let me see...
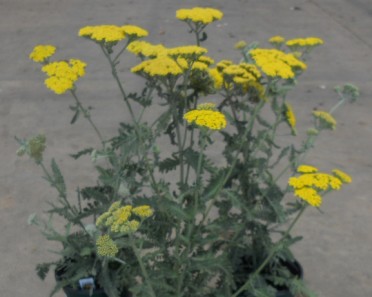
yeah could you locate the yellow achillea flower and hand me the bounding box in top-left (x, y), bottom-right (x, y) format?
top-left (297, 165), bottom-right (318, 173)
top-left (284, 103), bottom-right (297, 135)
top-left (42, 59), bottom-right (87, 94)
top-left (216, 60), bottom-right (233, 71)
top-left (208, 68), bottom-right (223, 89)
top-left (286, 37), bottom-right (324, 47)
top-left (96, 235), bottom-right (118, 257)
top-left (294, 187), bottom-right (322, 207)
top-left (29, 45), bottom-right (56, 63)
top-left (176, 7), bottom-right (223, 24)
top-left (269, 36), bottom-right (285, 44)
top-left (332, 169), bottom-right (352, 184)
top-left (131, 56), bottom-right (184, 76)
top-left (250, 48), bottom-right (306, 79)
top-left (128, 41), bottom-right (168, 57)
top-left (198, 56), bottom-right (215, 66)
top-left (289, 173), bottom-right (342, 191)
top-left (167, 45), bottom-right (208, 57)
top-left (313, 110), bottom-right (336, 130)
top-left (184, 109), bottom-right (227, 130)
top-left (132, 205), bottom-right (154, 218)
top-left (120, 220), bottom-right (140, 233)
top-left (121, 25), bottom-right (148, 38)
top-left (79, 25), bottom-right (125, 43)
top-left (234, 40), bottom-right (247, 49)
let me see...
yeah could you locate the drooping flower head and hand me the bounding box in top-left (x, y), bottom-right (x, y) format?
top-left (176, 7), bottom-right (223, 24)
top-left (29, 45), bottom-right (56, 63)
top-left (313, 110), bottom-right (336, 130)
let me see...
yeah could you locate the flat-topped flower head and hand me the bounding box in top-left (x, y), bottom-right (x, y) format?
top-left (250, 48), bottom-right (306, 79)
top-left (268, 36), bottom-right (285, 44)
top-left (313, 110), bottom-right (336, 130)
top-left (197, 103), bottom-right (217, 111)
top-left (131, 56), bottom-right (184, 77)
top-left (79, 25), bottom-right (125, 43)
top-left (132, 205), bottom-right (154, 219)
top-left (127, 41), bottom-right (168, 57)
top-left (297, 165), bottom-right (318, 173)
top-left (184, 109), bottom-right (226, 130)
top-left (121, 25), bottom-right (148, 38)
top-left (284, 103), bottom-right (297, 135)
top-left (42, 59), bottom-right (87, 94)
top-left (286, 37), bottom-right (324, 48)
top-left (294, 187), bottom-right (322, 207)
top-left (96, 235), bottom-right (118, 257)
top-left (29, 45), bottom-right (56, 63)
top-left (332, 169), bottom-right (352, 184)
top-left (176, 7), bottom-right (223, 24)
top-left (167, 45), bottom-right (207, 58)
top-left (234, 40), bottom-right (247, 50)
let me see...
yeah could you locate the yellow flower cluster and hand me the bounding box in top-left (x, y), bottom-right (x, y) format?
top-left (234, 40), bottom-right (247, 49)
top-left (332, 169), bottom-right (352, 183)
top-left (286, 37), bottom-right (324, 47)
top-left (284, 103), bottom-right (297, 135)
top-left (41, 59), bottom-right (86, 94)
top-left (176, 7), bottom-right (223, 24)
top-left (96, 234), bottom-right (118, 257)
top-left (130, 43), bottom-right (211, 77)
top-left (289, 166), bottom-right (351, 207)
top-left (96, 202), bottom-right (153, 234)
top-left (268, 36), bottom-right (285, 44)
top-left (250, 48), bottom-right (307, 79)
top-left (209, 61), bottom-right (261, 88)
top-left (297, 165), bottom-right (318, 173)
top-left (197, 102), bottom-right (217, 110)
top-left (184, 109), bottom-right (227, 130)
top-left (313, 110), bottom-right (336, 130)
top-left (79, 24), bottom-right (148, 43)
top-left (29, 45), bottom-right (56, 63)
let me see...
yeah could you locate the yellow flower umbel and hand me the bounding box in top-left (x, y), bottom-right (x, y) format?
top-left (29, 45), bottom-right (56, 63)
top-left (250, 48), bottom-right (306, 79)
top-left (96, 234), bottom-right (118, 257)
top-left (176, 7), bottom-right (223, 24)
top-left (184, 109), bottom-right (227, 130)
top-left (131, 56), bottom-right (185, 77)
top-left (42, 59), bottom-right (87, 94)
top-left (332, 169), bottom-right (352, 184)
top-left (313, 110), bottom-right (337, 130)
top-left (284, 103), bottom-right (297, 135)
top-left (268, 35), bottom-right (285, 45)
top-left (288, 165), bottom-right (350, 207)
top-left (127, 41), bottom-right (167, 57)
top-left (234, 40), bottom-right (247, 50)
top-left (96, 202), bottom-right (153, 234)
top-left (121, 25), bottom-right (149, 38)
top-left (79, 25), bottom-right (125, 43)
top-left (286, 37), bottom-right (324, 48)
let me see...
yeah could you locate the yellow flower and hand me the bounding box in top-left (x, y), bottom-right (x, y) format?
top-left (176, 7), bottom-right (223, 24)
top-left (79, 25), bottom-right (125, 43)
top-left (44, 76), bottom-right (74, 94)
top-left (184, 109), bottom-right (227, 130)
top-left (29, 45), bottom-right (56, 63)
top-left (131, 56), bottom-right (184, 76)
top-left (313, 110), bottom-right (337, 130)
top-left (167, 45), bottom-right (208, 57)
top-left (286, 37), bottom-right (324, 48)
top-left (96, 235), bottom-right (118, 257)
top-left (269, 36), bottom-right (285, 44)
top-left (127, 41), bottom-right (167, 57)
top-left (250, 48), bottom-right (306, 79)
top-left (198, 56), bottom-right (215, 66)
top-left (121, 25), bottom-right (148, 38)
top-left (119, 220), bottom-right (140, 233)
top-left (208, 68), bottom-right (223, 89)
top-left (96, 211), bottom-right (111, 227)
top-left (234, 40), bottom-right (247, 49)
top-left (132, 205), bottom-right (154, 218)
top-left (284, 103), bottom-right (297, 135)
top-left (332, 169), bottom-right (352, 184)
top-left (289, 173), bottom-right (342, 191)
top-left (294, 187), bottom-right (322, 207)
top-left (297, 165), bottom-right (318, 173)
top-left (216, 60), bottom-right (233, 71)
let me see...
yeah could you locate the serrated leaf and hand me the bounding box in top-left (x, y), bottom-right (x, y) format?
top-left (69, 148), bottom-right (93, 160)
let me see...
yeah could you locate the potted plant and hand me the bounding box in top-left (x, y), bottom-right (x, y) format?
top-left (19, 6), bottom-right (359, 297)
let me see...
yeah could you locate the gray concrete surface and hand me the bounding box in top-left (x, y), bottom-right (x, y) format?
top-left (1, 0), bottom-right (372, 296)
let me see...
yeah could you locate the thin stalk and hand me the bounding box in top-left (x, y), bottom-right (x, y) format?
top-left (231, 204), bottom-right (307, 297)
top-left (70, 89), bottom-right (104, 145)
top-left (130, 237), bottom-right (156, 297)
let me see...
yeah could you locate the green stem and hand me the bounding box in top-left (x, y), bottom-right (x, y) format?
top-left (130, 236), bottom-right (156, 297)
top-left (231, 204), bottom-right (307, 297)
top-left (70, 89), bottom-right (104, 145)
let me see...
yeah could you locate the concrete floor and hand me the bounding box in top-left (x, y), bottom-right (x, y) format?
top-left (1, 0), bottom-right (372, 296)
